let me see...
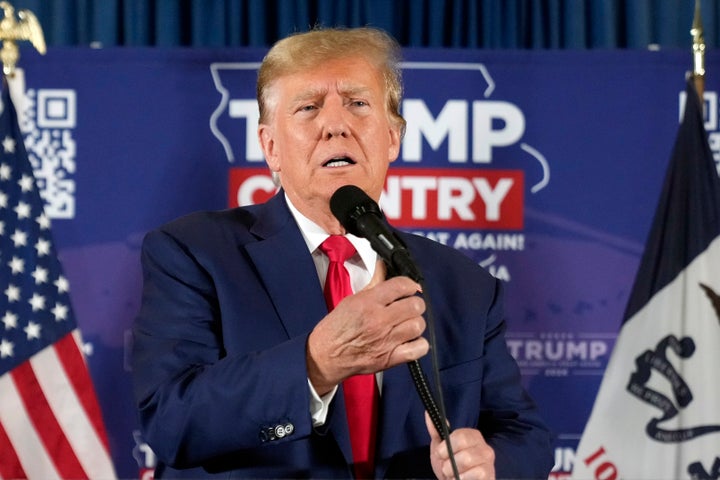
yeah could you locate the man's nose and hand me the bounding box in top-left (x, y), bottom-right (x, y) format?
top-left (321, 102), bottom-right (349, 139)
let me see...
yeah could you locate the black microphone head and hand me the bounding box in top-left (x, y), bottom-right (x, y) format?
top-left (330, 185), bottom-right (382, 236)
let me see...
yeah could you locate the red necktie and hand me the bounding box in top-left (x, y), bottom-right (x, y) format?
top-left (319, 236), bottom-right (379, 479)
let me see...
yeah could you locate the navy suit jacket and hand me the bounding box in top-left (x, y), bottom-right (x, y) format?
top-left (132, 192), bottom-right (553, 479)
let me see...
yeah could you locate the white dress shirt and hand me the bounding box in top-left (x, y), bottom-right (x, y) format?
top-left (285, 196), bottom-right (381, 426)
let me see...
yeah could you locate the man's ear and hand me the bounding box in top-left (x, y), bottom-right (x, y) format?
top-left (387, 124), bottom-right (402, 163)
top-left (258, 125), bottom-right (280, 172)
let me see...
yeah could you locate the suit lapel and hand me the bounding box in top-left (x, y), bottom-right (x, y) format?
top-left (244, 193), bottom-right (328, 339)
top-left (243, 193), bottom-right (355, 465)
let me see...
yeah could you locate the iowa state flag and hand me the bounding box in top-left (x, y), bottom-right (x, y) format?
top-left (572, 78), bottom-right (720, 480)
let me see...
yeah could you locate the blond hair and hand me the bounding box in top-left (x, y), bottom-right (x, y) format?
top-left (257, 26), bottom-right (406, 136)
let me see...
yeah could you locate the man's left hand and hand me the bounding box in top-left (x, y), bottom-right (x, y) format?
top-left (425, 413), bottom-right (496, 480)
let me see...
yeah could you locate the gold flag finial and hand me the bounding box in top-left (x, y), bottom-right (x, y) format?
top-left (0, 1), bottom-right (45, 77)
top-left (691, 0), bottom-right (706, 99)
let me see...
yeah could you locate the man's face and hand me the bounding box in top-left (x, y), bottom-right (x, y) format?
top-left (258, 56), bottom-right (402, 224)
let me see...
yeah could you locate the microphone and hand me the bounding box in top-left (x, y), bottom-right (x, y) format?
top-left (329, 185), bottom-right (423, 283)
top-left (329, 185), bottom-right (451, 443)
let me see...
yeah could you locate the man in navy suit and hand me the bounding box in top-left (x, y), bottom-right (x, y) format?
top-left (132, 27), bottom-right (553, 479)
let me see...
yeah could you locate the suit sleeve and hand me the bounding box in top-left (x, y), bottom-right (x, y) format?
top-left (403, 233), bottom-right (554, 478)
top-left (478, 279), bottom-right (555, 479)
top-left (131, 228), bottom-right (315, 468)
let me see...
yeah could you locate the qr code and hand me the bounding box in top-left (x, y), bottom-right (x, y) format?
top-left (19, 88), bottom-right (77, 219)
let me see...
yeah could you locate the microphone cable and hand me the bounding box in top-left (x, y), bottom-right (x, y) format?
top-left (404, 272), bottom-right (460, 480)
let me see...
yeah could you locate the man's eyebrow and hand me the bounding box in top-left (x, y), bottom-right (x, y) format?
top-left (290, 87), bottom-right (327, 104)
top-left (337, 83), bottom-right (372, 97)
top-left (290, 84), bottom-right (373, 104)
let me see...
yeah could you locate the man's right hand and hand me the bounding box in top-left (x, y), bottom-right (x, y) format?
top-left (306, 275), bottom-right (428, 395)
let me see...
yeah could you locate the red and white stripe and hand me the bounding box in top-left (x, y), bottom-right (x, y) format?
top-left (0, 330), bottom-right (116, 479)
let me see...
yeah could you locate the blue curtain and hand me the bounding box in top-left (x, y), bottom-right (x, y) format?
top-left (9, 0), bottom-right (717, 50)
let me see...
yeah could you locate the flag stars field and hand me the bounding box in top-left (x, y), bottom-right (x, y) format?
top-left (14, 200), bottom-right (30, 219)
top-left (18, 174), bottom-right (33, 193)
top-left (35, 238), bottom-right (50, 257)
top-left (28, 293), bottom-right (45, 312)
top-left (55, 275), bottom-right (69, 293)
top-left (23, 321), bottom-right (41, 340)
top-left (4, 284), bottom-right (20, 302)
top-left (8, 256), bottom-right (24, 274)
top-left (0, 338), bottom-right (13, 358)
top-left (52, 303), bottom-right (68, 321)
top-left (3, 135), bottom-right (15, 154)
top-left (11, 228), bottom-right (26, 247)
top-left (35, 238), bottom-right (50, 255)
top-left (2, 311), bottom-right (17, 329)
top-left (31, 266), bottom-right (48, 284)
top-left (36, 212), bottom-right (50, 229)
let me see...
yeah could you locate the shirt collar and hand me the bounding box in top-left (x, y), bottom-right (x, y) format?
top-left (285, 194), bottom-right (378, 272)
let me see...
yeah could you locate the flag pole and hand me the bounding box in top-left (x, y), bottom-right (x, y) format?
top-left (691, 0), bottom-right (706, 101)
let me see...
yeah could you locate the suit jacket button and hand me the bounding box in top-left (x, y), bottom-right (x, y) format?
top-left (284, 423), bottom-right (294, 436)
top-left (260, 426), bottom-right (278, 442)
top-left (275, 425), bottom-right (286, 438)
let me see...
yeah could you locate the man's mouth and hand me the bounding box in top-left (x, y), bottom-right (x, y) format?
top-left (323, 156), bottom-right (356, 168)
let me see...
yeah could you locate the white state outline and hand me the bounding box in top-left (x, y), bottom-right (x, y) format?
top-left (521, 143), bottom-right (550, 193)
top-left (400, 61), bottom-right (495, 98)
top-left (209, 61), bottom-right (550, 193)
top-left (402, 62), bottom-right (549, 194)
top-left (478, 253), bottom-right (497, 268)
top-left (209, 62), bottom-right (262, 163)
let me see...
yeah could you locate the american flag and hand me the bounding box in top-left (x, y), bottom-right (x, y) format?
top-left (0, 79), bottom-right (116, 478)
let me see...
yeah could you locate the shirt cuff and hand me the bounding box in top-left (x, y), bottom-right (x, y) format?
top-left (308, 379), bottom-right (338, 427)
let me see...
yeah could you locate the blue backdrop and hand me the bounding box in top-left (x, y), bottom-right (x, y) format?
top-left (11, 45), bottom-right (719, 478)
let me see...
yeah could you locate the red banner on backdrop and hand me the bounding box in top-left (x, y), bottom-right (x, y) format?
top-left (228, 167), bottom-right (524, 230)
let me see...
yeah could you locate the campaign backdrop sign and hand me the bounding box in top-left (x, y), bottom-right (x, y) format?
top-left (7, 45), bottom-right (719, 478)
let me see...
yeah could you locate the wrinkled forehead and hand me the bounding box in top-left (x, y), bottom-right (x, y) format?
top-left (263, 56), bottom-right (387, 110)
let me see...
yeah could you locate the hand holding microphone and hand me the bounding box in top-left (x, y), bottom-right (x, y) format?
top-left (305, 184), bottom-right (431, 392)
top-left (307, 187), bottom-right (432, 396)
top-left (328, 186), bottom-right (455, 444)
top-left (307, 185), bottom-right (461, 480)
top-left (305, 274), bottom-right (429, 395)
